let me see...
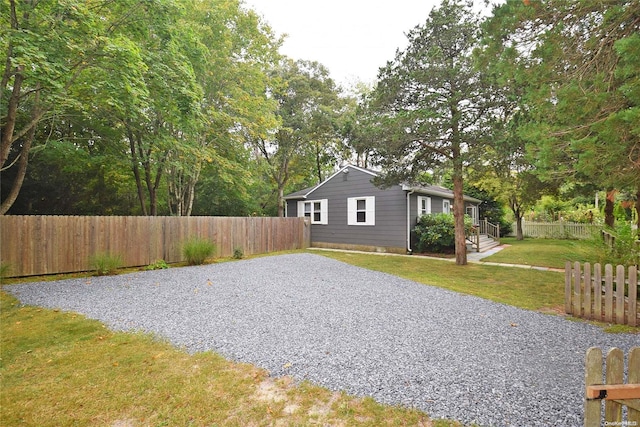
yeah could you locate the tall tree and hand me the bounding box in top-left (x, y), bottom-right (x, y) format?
top-left (370, 0), bottom-right (490, 265)
top-left (1, 0), bottom-right (150, 214)
top-left (483, 0), bottom-right (640, 230)
top-left (253, 59), bottom-right (343, 217)
top-left (169, 0), bottom-right (280, 216)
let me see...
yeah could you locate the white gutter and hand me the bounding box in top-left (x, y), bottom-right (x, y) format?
top-left (406, 189), bottom-right (415, 254)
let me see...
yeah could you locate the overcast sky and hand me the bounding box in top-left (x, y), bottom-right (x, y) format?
top-left (244, 1), bottom-right (498, 88)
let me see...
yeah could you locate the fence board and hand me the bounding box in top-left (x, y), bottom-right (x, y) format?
top-left (584, 263), bottom-right (592, 319)
top-left (631, 267), bottom-right (638, 327)
top-left (605, 265), bottom-right (614, 323)
top-left (605, 348), bottom-right (624, 422)
top-left (616, 265), bottom-right (626, 324)
top-left (630, 348), bottom-right (640, 423)
top-left (594, 264), bottom-right (603, 321)
top-left (1, 216), bottom-right (310, 277)
top-left (585, 347), bottom-right (603, 427)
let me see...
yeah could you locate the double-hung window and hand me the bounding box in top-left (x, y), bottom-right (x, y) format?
top-left (417, 196), bottom-right (431, 217)
top-left (347, 196), bottom-right (375, 226)
top-left (443, 199), bottom-right (451, 214)
top-left (297, 199), bottom-right (328, 224)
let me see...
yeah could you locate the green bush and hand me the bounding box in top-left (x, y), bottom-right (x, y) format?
top-left (0, 262), bottom-right (11, 279)
top-left (233, 248), bottom-right (244, 259)
top-left (145, 259), bottom-right (169, 270)
top-left (413, 213), bottom-right (474, 253)
top-left (89, 252), bottom-right (123, 276)
top-left (182, 238), bottom-right (216, 265)
top-left (592, 223), bottom-right (640, 267)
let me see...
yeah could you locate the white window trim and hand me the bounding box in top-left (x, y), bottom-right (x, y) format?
top-left (417, 196), bottom-right (431, 217)
top-left (297, 199), bottom-right (328, 225)
top-left (347, 196), bottom-right (375, 226)
top-left (443, 199), bottom-right (451, 214)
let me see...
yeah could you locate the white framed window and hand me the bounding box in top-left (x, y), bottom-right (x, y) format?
top-left (347, 196), bottom-right (375, 226)
top-left (443, 199), bottom-right (451, 214)
top-left (417, 196), bottom-right (431, 217)
top-left (297, 199), bottom-right (328, 224)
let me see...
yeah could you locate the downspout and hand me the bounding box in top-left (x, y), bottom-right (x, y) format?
top-left (406, 189), bottom-right (415, 254)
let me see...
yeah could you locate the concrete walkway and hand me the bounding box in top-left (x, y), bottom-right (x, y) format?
top-left (309, 245), bottom-right (565, 272)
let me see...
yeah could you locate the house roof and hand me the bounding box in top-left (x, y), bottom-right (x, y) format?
top-left (284, 164), bottom-right (482, 204)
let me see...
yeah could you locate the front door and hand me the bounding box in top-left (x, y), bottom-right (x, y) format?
top-left (466, 205), bottom-right (478, 225)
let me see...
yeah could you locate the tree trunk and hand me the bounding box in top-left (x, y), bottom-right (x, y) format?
top-left (1, 68), bottom-right (23, 168)
top-left (277, 186), bottom-right (285, 217)
top-left (605, 188), bottom-right (615, 228)
top-left (453, 173), bottom-right (467, 265)
top-left (0, 85), bottom-right (40, 215)
top-left (127, 127), bottom-right (148, 215)
top-left (635, 186), bottom-right (640, 235)
top-left (515, 215), bottom-right (524, 241)
top-left (0, 115), bottom-right (35, 215)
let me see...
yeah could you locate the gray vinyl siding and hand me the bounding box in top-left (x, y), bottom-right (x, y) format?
top-left (286, 168), bottom-right (407, 249)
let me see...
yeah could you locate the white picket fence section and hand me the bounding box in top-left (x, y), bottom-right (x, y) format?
top-left (511, 221), bottom-right (598, 239)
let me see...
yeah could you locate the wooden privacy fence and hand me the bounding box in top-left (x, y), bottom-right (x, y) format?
top-left (513, 221), bottom-right (599, 239)
top-left (585, 347), bottom-right (640, 426)
top-left (565, 262), bottom-right (639, 326)
top-left (1, 216), bottom-right (311, 277)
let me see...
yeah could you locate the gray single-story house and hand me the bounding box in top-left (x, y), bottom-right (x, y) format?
top-left (284, 164), bottom-right (481, 254)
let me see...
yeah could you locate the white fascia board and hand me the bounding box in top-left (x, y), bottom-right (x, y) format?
top-left (402, 184), bottom-right (482, 204)
top-left (290, 164), bottom-right (380, 200)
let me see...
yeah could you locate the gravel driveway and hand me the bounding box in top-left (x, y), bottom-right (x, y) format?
top-left (6, 253), bottom-right (639, 426)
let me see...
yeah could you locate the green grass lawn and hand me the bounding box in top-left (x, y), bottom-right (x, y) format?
top-left (480, 237), bottom-right (601, 269)
top-left (317, 250), bottom-right (565, 312)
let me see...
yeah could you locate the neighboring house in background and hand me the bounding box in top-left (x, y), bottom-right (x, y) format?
top-left (284, 164), bottom-right (481, 254)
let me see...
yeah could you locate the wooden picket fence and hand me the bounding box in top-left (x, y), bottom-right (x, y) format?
top-left (0, 215), bottom-right (311, 277)
top-left (565, 262), bottom-right (639, 326)
top-left (512, 221), bottom-right (599, 239)
top-left (585, 347), bottom-right (640, 426)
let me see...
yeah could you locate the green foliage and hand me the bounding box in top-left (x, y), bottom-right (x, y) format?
top-left (182, 239), bottom-right (216, 265)
top-left (233, 248), bottom-right (244, 260)
top-left (145, 259), bottom-right (169, 271)
top-left (89, 252), bottom-right (124, 276)
top-left (414, 214), bottom-right (473, 253)
top-left (464, 185), bottom-right (512, 236)
top-left (592, 224), bottom-right (640, 267)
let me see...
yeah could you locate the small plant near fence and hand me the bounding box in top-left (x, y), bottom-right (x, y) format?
top-left (0, 262), bottom-right (11, 279)
top-left (182, 238), bottom-right (216, 265)
top-left (89, 252), bottom-right (123, 276)
top-left (233, 248), bottom-right (244, 259)
top-left (145, 259), bottom-right (169, 270)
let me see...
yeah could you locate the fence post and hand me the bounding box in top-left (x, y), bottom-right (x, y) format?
top-left (584, 263), bottom-right (592, 319)
top-left (574, 261), bottom-right (582, 316)
top-left (630, 266), bottom-right (638, 327)
top-left (605, 264), bottom-right (614, 323)
top-left (605, 348), bottom-right (624, 422)
top-left (565, 261), bottom-right (573, 315)
top-left (631, 347), bottom-right (640, 424)
top-left (594, 263), bottom-right (602, 321)
top-left (585, 347), bottom-right (602, 427)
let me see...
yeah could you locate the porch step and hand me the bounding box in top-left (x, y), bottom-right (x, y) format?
top-left (467, 234), bottom-right (501, 253)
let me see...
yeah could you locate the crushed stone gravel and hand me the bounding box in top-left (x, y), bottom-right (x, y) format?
top-left (6, 253), bottom-right (639, 426)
